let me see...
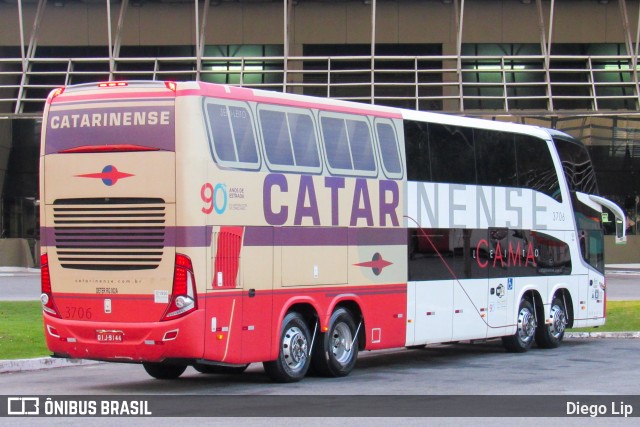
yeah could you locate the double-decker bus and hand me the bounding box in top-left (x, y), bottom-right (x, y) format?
top-left (39, 81), bottom-right (625, 382)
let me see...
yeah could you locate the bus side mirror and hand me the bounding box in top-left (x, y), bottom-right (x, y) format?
top-left (588, 194), bottom-right (627, 245)
top-left (616, 219), bottom-right (627, 244)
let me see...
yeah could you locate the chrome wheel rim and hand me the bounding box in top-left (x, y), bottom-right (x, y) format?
top-left (282, 326), bottom-right (308, 372)
top-left (331, 322), bottom-right (353, 365)
top-left (549, 304), bottom-right (567, 339)
top-left (517, 306), bottom-right (536, 344)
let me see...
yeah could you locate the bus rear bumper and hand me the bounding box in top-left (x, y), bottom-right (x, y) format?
top-left (43, 310), bottom-right (205, 363)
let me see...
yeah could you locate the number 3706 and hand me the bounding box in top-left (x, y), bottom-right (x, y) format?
top-left (64, 306), bottom-right (93, 320)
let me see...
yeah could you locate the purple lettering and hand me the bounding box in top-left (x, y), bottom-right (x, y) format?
top-left (294, 176), bottom-right (320, 225)
top-left (325, 176), bottom-right (345, 226)
top-left (350, 179), bottom-right (373, 226)
top-left (379, 180), bottom-right (399, 227)
top-left (263, 174), bottom-right (288, 225)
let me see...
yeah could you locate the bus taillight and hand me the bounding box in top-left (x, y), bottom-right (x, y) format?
top-left (40, 254), bottom-right (61, 318)
top-left (98, 82), bottom-right (128, 88)
top-left (51, 87), bottom-right (64, 99)
top-left (165, 81), bottom-right (177, 92)
top-left (161, 254), bottom-right (198, 321)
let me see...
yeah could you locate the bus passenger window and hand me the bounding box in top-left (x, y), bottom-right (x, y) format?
top-left (347, 120), bottom-right (375, 172)
top-left (475, 129), bottom-right (517, 187)
top-left (322, 116), bottom-right (353, 171)
top-left (404, 120), bottom-right (431, 182)
top-left (376, 121), bottom-right (403, 178)
top-left (205, 103), bottom-right (236, 162)
top-left (289, 113), bottom-right (320, 168)
top-left (204, 100), bottom-right (259, 169)
top-left (261, 110), bottom-right (295, 166)
top-left (429, 123), bottom-right (475, 185)
top-left (515, 134), bottom-right (561, 202)
top-left (228, 106), bottom-right (258, 164)
top-left (321, 113), bottom-right (378, 176)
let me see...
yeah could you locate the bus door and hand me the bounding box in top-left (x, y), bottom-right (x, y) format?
top-left (452, 229), bottom-right (488, 341)
top-left (486, 228), bottom-right (514, 338)
top-left (407, 228), bottom-right (453, 345)
top-left (584, 229), bottom-right (606, 319)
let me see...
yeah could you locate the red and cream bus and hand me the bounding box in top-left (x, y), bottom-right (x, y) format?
top-left (39, 81), bottom-right (625, 382)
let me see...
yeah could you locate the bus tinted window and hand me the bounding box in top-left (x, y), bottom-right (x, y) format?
top-left (260, 109), bottom-right (295, 167)
top-left (347, 120), bottom-right (376, 172)
top-left (516, 134), bottom-right (561, 201)
top-left (376, 121), bottom-right (402, 177)
top-left (204, 100), bottom-right (259, 169)
top-left (289, 112), bottom-right (320, 168)
top-left (321, 113), bottom-right (377, 176)
top-left (404, 120), bottom-right (431, 182)
top-left (553, 136), bottom-right (598, 194)
top-left (206, 103), bottom-right (236, 162)
top-left (230, 106), bottom-right (259, 164)
top-left (430, 123), bottom-right (475, 184)
top-left (475, 129), bottom-right (517, 187)
top-left (259, 107), bottom-right (321, 171)
top-left (322, 116), bottom-right (352, 170)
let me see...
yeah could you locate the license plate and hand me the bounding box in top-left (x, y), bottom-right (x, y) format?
top-left (96, 330), bottom-right (124, 343)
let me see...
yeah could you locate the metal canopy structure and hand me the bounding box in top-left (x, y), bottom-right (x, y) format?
top-left (2, 0), bottom-right (640, 115)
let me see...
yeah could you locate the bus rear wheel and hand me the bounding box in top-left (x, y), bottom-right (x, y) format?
top-left (312, 307), bottom-right (359, 377)
top-left (502, 298), bottom-right (537, 353)
top-left (535, 296), bottom-right (567, 349)
top-left (263, 312), bottom-right (311, 383)
top-left (142, 362), bottom-right (187, 379)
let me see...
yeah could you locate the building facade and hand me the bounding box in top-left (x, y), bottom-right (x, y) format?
top-left (1, 0), bottom-right (640, 264)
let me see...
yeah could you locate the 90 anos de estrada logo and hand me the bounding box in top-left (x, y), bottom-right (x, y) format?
top-left (6, 397), bottom-right (152, 416)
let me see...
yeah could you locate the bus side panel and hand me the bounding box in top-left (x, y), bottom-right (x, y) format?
top-left (202, 291), bottom-right (245, 364)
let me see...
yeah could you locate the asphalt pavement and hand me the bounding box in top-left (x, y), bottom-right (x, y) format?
top-left (1, 265), bottom-right (639, 373)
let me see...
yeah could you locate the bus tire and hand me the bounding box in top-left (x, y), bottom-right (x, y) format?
top-left (193, 363), bottom-right (249, 375)
top-left (142, 362), bottom-right (187, 379)
top-left (312, 307), bottom-right (359, 377)
top-left (502, 298), bottom-right (537, 353)
top-left (535, 296), bottom-right (567, 349)
top-left (263, 312), bottom-right (311, 383)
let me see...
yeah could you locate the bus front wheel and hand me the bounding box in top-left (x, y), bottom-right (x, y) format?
top-left (142, 362), bottom-right (187, 379)
top-left (263, 312), bottom-right (312, 383)
top-left (502, 298), bottom-right (537, 353)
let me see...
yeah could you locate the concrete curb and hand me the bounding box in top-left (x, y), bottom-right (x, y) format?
top-left (2, 332), bottom-right (639, 374)
top-left (565, 331), bottom-right (640, 339)
top-left (0, 357), bottom-right (102, 374)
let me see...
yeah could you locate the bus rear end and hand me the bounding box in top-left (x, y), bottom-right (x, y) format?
top-left (40, 82), bottom-right (203, 365)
